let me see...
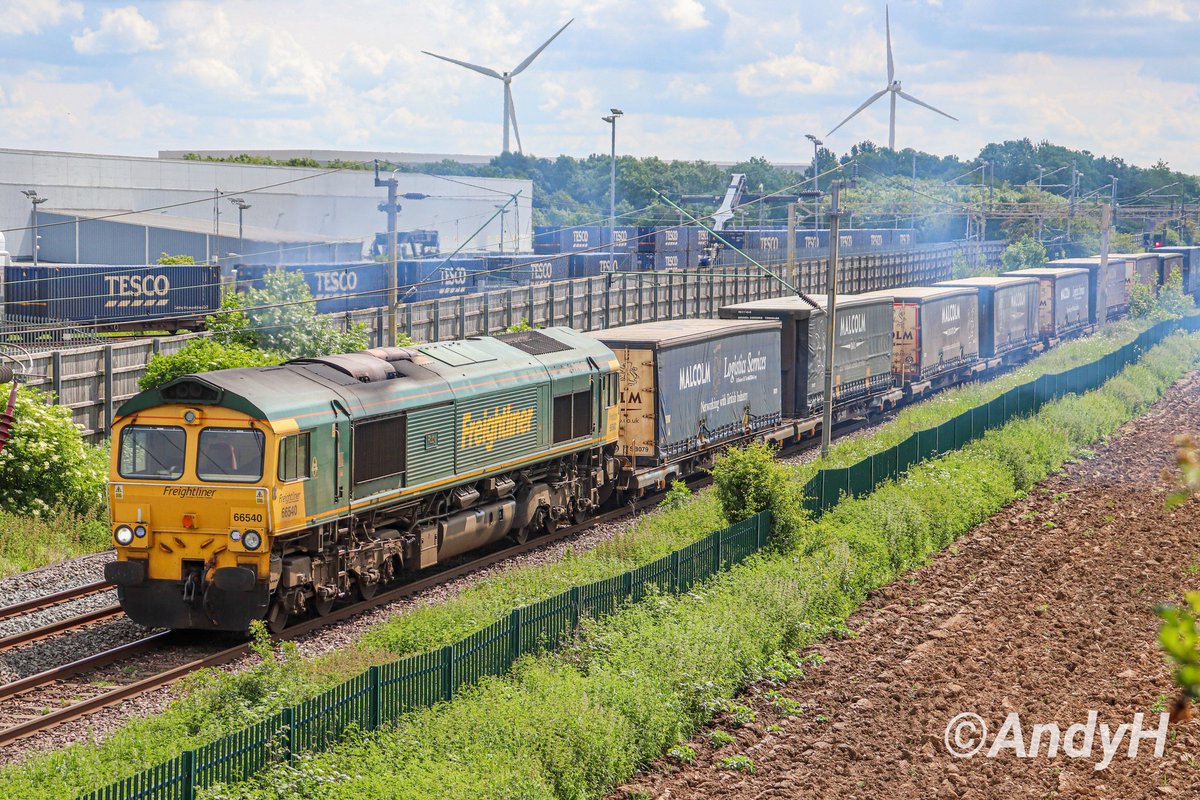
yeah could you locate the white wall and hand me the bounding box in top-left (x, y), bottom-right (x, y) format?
top-left (0, 148), bottom-right (533, 262)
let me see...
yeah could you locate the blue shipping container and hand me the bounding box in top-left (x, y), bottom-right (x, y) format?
top-left (637, 226), bottom-right (686, 252)
top-left (4, 263), bottom-right (219, 323)
top-left (569, 252), bottom-right (634, 278)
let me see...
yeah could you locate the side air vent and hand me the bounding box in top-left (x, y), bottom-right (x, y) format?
top-left (161, 379), bottom-right (222, 404)
top-left (498, 329), bottom-right (572, 356)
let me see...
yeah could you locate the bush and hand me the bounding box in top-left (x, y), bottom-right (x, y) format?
top-left (208, 269), bottom-right (369, 360)
top-left (0, 382), bottom-right (107, 516)
top-left (139, 339), bottom-right (281, 391)
top-left (711, 440), bottom-right (805, 551)
top-left (0, 508), bottom-right (109, 577)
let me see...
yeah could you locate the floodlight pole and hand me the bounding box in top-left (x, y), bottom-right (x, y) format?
top-left (821, 181), bottom-right (843, 459)
top-left (21, 190), bottom-right (48, 266)
top-left (603, 109), bottom-right (624, 273)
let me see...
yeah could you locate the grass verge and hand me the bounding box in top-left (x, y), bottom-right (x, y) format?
top-left (179, 331), bottom-right (1200, 800)
top-left (0, 322), bottom-right (1176, 799)
top-left (0, 510), bottom-right (109, 578)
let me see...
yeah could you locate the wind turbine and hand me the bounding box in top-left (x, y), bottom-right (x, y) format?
top-left (827, 5), bottom-right (956, 150)
top-left (423, 19), bottom-right (573, 155)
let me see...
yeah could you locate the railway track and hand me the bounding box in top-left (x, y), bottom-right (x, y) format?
top-left (0, 501), bottom-right (664, 747)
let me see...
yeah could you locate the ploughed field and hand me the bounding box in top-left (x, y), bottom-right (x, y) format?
top-left (616, 374), bottom-right (1200, 799)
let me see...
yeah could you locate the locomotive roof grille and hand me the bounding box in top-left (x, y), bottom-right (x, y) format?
top-left (497, 329), bottom-right (573, 355)
top-left (161, 379), bottom-right (222, 404)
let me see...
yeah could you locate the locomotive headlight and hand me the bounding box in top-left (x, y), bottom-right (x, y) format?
top-left (242, 530), bottom-right (262, 551)
top-left (134, 525), bottom-right (147, 539)
top-left (114, 525), bottom-right (135, 546)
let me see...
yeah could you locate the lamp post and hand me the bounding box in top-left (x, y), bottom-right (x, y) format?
top-left (602, 109), bottom-right (624, 270)
top-left (228, 198), bottom-right (251, 265)
top-left (20, 190), bottom-right (47, 266)
top-left (805, 134), bottom-right (822, 229)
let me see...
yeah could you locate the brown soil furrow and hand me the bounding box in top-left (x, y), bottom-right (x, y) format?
top-left (616, 373), bottom-right (1200, 800)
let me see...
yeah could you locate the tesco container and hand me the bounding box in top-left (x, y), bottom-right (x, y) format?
top-left (858, 286), bottom-right (981, 383)
top-left (568, 252), bottom-right (634, 278)
top-left (636, 226), bottom-right (686, 253)
top-left (488, 255), bottom-right (569, 285)
top-left (588, 319), bottom-right (782, 466)
top-left (398, 257), bottom-right (480, 302)
top-left (937, 276), bottom-right (1039, 358)
top-left (1002, 267), bottom-right (1090, 339)
top-left (718, 293), bottom-right (893, 419)
top-left (4, 263), bottom-right (219, 323)
top-left (637, 251), bottom-right (690, 271)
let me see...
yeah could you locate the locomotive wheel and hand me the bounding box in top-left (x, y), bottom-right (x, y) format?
top-left (266, 601), bottom-right (289, 635)
top-left (356, 579), bottom-right (379, 601)
top-left (313, 594), bottom-right (336, 617)
top-left (510, 525), bottom-right (530, 545)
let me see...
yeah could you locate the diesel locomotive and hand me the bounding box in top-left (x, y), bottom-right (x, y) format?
top-left (105, 327), bottom-right (623, 632)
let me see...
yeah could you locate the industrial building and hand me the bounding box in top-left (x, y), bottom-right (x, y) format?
top-left (0, 148), bottom-right (533, 265)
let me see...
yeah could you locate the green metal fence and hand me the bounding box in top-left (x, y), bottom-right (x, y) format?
top-left (801, 317), bottom-right (1199, 514)
top-left (79, 316), bottom-right (1198, 800)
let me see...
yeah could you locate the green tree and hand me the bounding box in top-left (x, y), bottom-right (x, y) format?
top-left (0, 383), bottom-right (107, 516)
top-left (1000, 234), bottom-right (1047, 271)
top-left (139, 338), bottom-right (281, 391)
top-left (207, 269), bottom-right (368, 360)
top-left (157, 253), bottom-right (196, 265)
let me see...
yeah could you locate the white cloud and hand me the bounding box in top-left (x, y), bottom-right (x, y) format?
top-left (737, 49), bottom-right (840, 96)
top-left (0, 0), bottom-right (82, 36)
top-left (72, 5), bottom-right (161, 55)
top-left (659, 0), bottom-right (709, 30)
top-left (1094, 0), bottom-right (1200, 21)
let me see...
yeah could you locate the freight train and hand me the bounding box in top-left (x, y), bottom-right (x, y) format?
top-left (104, 248), bottom-right (1187, 632)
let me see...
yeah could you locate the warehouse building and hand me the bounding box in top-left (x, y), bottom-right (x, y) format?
top-left (0, 148), bottom-right (533, 265)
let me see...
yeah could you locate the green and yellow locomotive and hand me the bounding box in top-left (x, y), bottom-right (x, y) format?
top-left (105, 328), bottom-right (621, 632)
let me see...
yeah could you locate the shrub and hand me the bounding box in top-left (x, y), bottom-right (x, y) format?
top-left (711, 440), bottom-right (805, 551)
top-left (139, 338), bottom-right (281, 390)
top-left (0, 382), bottom-right (107, 516)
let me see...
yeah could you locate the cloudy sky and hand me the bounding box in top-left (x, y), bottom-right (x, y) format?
top-left (2, 0), bottom-right (1199, 171)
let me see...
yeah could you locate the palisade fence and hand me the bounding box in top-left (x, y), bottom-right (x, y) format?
top-left (5, 240), bottom-right (1002, 442)
top-left (801, 315), bottom-right (1200, 513)
top-left (80, 312), bottom-right (1196, 800)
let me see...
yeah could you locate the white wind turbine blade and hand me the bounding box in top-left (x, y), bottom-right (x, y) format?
top-left (507, 90), bottom-right (523, 153)
top-left (422, 51), bottom-right (503, 80)
top-left (827, 88), bottom-right (888, 137)
top-left (896, 89), bottom-right (958, 121)
top-left (510, 18), bottom-right (574, 77)
top-left (886, 4), bottom-right (894, 83)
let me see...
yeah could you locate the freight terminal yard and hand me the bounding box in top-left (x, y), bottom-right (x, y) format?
top-left (2, 3), bottom-right (1200, 800)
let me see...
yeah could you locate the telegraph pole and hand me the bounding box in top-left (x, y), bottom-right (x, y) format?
top-left (375, 160), bottom-right (400, 347)
top-left (1098, 204), bottom-right (1112, 332)
top-left (821, 181), bottom-right (843, 459)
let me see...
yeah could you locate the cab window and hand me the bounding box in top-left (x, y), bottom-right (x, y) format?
top-left (197, 428), bottom-right (265, 483)
top-left (278, 433), bottom-right (311, 482)
top-left (119, 425), bottom-right (186, 480)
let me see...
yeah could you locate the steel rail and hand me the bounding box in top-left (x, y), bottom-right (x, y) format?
top-left (0, 580), bottom-right (111, 623)
top-left (0, 605), bottom-right (124, 651)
